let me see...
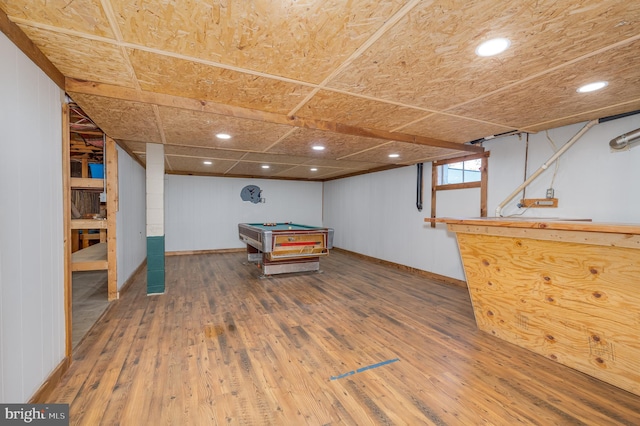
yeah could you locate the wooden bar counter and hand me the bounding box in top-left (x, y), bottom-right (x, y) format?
top-left (433, 217), bottom-right (640, 397)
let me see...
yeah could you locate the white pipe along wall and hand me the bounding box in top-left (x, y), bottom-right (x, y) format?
top-left (495, 119), bottom-right (598, 217)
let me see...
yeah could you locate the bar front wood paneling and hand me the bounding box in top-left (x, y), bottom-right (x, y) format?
top-left (437, 217), bottom-right (640, 397)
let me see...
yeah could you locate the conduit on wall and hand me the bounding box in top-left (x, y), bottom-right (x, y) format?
top-left (495, 119), bottom-right (598, 217)
top-left (416, 163), bottom-right (423, 211)
top-left (496, 109), bottom-right (640, 217)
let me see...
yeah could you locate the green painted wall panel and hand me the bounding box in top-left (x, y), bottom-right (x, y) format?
top-left (146, 235), bottom-right (165, 294)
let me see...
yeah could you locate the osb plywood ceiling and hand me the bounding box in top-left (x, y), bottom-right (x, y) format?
top-left (2, 1), bottom-right (640, 181)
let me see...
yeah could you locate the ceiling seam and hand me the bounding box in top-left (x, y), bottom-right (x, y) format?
top-left (151, 143), bottom-right (289, 155)
top-left (8, 17), bottom-right (313, 88)
top-left (66, 78), bottom-right (480, 153)
top-left (164, 153), bottom-right (347, 169)
top-left (522, 97), bottom-right (640, 131)
top-left (223, 152), bottom-right (250, 175)
top-left (286, 0), bottom-right (423, 117)
top-left (101, 0), bottom-right (142, 91)
top-left (164, 154), bottom-right (235, 160)
top-left (11, 14), bottom-right (640, 131)
top-left (163, 152), bottom-right (174, 171)
top-left (390, 111), bottom-right (520, 134)
top-left (17, 12), bottom-right (591, 135)
top-left (337, 141), bottom-right (394, 160)
top-left (440, 33), bottom-right (640, 114)
top-left (273, 164), bottom-right (309, 176)
top-left (151, 105), bottom-right (167, 145)
top-left (262, 128), bottom-right (299, 152)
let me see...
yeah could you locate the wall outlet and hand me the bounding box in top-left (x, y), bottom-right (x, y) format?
top-left (546, 188), bottom-right (554, 199)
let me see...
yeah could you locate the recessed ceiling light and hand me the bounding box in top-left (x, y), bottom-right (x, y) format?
top-left (388, 153), bottom-right (400, 158)
top-left (203, 161), bottom-right (212, 165)
top-left (310, 168), bottom-right (318, 171)
top-left (312, 145), bottom-right (325, 151)
top-left (475, 38), bottom-right (511, 57)
top-left (577, 81), bottom-right (608, 93)
top-left (261, 165), bottom-right (270, 169)
top-left (216, 133), bottom-right (231, 139)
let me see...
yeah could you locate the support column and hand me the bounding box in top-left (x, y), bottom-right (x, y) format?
top-left (146, 143), bottom-right (165, 294)
top-left (106, 137), bottom-right (119, 300)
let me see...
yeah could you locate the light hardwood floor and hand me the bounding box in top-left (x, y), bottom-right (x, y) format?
top-left (50, 251), bottom-right (640, 425)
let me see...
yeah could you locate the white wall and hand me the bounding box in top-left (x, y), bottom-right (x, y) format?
top-left (490, 116), bottom-right (640, 221)
top-left (324, 114), bottom-right (640, 281)
top-left (324, 166), bottom-right (475, 280)
top-left (165, 175), bottom-right (324, 252)
top-left (0, 32), bottom-right (65, 402)
top-left (116, 146), bottom-right (146, 289)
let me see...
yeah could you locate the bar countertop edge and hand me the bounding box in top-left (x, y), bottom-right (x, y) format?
top-left (426, 217), bottom-right (640, 235)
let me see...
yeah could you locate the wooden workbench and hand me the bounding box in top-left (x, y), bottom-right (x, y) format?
top-left (71, 242), bottom-right (108, 272)
top-left (433, 217), bottom-right (640, 397)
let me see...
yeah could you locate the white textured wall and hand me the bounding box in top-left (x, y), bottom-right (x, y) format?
top-left (0, 32), bottom-right (65, 402)
top-left (116, 146), bottom-right (146, 289)
top-left (165, 175), bottom-right (323, 252)
top-left (324, 114), bottom-right (640, 281)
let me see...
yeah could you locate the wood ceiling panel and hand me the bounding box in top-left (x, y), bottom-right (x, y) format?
top-left (314, 169), bottom-right (371, 180)
top-left (342, 141), bottom-right (465, 164)
top-left (129, 49), bottom-right (314, 114)
top-left (328, 0), bottom-right (640, 109)
top-left (126, 153), bottom-right (171, 171)
top-left (164, 146), bottom-right (245, 161)
top-left (267, 128), bottom-right (388, 159)
top-left (524, 99), bottom-right (640, 134)
top-left (300, 158), bottom-right (382, 170)
top-left (6, 0), bottom-right (639, 181)
top-left (166, 156), bottom-right (238, 175)
top-left (112, 0), bottom-right (407, 83)
top-left (17, 26), bottom-right (135, 87)
top-left (118, 140), bottom-right (147, 153)
top-left (240, 152), bottom-right (313, 166)
top-left (157, 106), bottom-right (293, 150)
top-left (225, 161), bottom-right (295, 177)
top-left (274, 165), bottom-right (351, 180)
top-left (448, 40), bottom-right (640, 129)
top-left (297, 90), bottom-right (430, 131)
top-left (69, 93), bottom-right (162, 142)
top-left (0, 0), bottom-right (113, 37)
top-left (401, 114), bottom-right (515, 144)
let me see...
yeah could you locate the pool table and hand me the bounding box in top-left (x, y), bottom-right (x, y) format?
top-left (238, 222), bottom-right (334, 276)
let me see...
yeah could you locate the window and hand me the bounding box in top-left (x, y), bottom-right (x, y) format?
top-left (437, 158), bottom-right (482, 185)
top-left (428, 152), bottom-right (489, 227)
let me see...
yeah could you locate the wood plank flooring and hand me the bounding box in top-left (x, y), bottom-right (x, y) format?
top-left (49, 251), bottom-right (640, 425)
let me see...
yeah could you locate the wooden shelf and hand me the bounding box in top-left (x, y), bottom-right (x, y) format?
top-left (70, 177), bottom-right (104, 190)
top-left (71, 242), bottom-right (107, 271)
top-left (71, 218), bottom-right (108, 230)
